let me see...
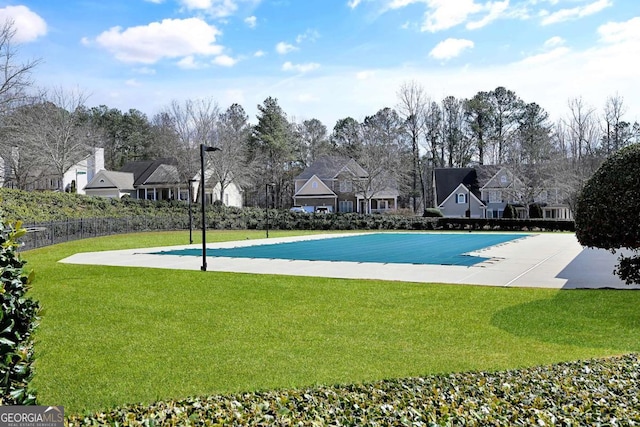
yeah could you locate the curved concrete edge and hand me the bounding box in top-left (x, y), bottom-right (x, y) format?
top-left (58, 232), bottom-right (640, 290)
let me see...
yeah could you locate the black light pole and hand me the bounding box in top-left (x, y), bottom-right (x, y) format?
top-left (200, 144), bottom-right (221, 271)
top-left (265, 183), bottom-right (275, 238)
top-left (188, 178), bottom-right (196, 244)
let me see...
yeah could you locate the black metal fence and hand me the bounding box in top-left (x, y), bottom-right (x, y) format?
top-left (20, 216), bottom-right (191, 251)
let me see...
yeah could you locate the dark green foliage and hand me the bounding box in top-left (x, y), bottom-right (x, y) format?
top-left (66, 354), bottom-right (640, 425)
top-left (528, 203), bottom-right (543, 219)
top-left (0, 208), bottom-right (40, 405)
top-left (423, 208), bottom-right (444, 217)
top-left (502, 204), bottom-right (516, 218)
top-left (575, 143), bottom-right (640, 284)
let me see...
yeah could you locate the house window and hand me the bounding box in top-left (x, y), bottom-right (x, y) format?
top-left (456, 193), bottom-right (467, 204)
top-left (339, 180), bottom-right (352, 193)
top-left (489, 190), bottom-right (501, 203)
top-left (311, 181), bottom-right (318, 189)
top-left (339, 200), bottom-right (353, 213)
top-left (500, 175), bottom-right (507, 185)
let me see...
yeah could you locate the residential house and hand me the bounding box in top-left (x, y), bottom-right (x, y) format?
top-left (434, 168), bottom-right (486, 218)
top-left (1, 148), bottom-right (105, 193)
top-left (434, 166), bottom-right (573, 219)
top-left (83, 170), bottom-right (135, 199)
top-left (84, 157), bottom-right (243, 207)
top-left (293, 156), bottom-right (398, 213)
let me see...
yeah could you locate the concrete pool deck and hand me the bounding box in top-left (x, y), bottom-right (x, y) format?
top-left (59, 232), bottom-right (640, 290)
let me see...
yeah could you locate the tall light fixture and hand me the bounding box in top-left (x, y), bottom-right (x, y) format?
top-left (265, 183), bottom-right (275, 238)
top-left (188, 178), bottom-right (196, 244)
top-left (200, 144), bottom-right (221, 271)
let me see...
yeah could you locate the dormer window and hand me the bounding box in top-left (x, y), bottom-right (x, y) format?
top-left (311, 181), bottom-right (318, 189)
top-left (457, 193), bottom-right (467, 204)
top-left (500, 175), bottom-right (507, 184)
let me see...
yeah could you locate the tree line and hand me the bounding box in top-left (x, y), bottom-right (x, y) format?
top-left (0, 21), bottom-right (638, 213)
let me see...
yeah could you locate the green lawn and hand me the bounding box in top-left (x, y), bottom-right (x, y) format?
top-left (25, 230), bottom-right (640, 415)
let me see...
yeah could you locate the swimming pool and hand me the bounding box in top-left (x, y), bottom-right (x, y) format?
top-left (155, 233), bottom-right (526, 267)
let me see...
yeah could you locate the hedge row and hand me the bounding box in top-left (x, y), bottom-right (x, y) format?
top-left (66, 353), bottom-right (639, 426)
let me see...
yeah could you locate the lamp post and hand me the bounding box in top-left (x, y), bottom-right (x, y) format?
top-left (200, 144), bottom-right (221, 271)
top-left (265, 183), bottom-right (275, 238)
top-left (188, 178), bottom-right (196, 244)
top-left (467, 184), bottom-right (471, 218)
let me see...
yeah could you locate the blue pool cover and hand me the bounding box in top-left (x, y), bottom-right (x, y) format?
top-left (154, 233), bottom-right (526, 266)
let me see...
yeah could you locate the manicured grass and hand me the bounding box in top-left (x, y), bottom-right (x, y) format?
top-left (25, 230), bottom-right (640, 414)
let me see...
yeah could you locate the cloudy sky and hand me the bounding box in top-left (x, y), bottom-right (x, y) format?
top-left (2, 0), bottom-right (639, 127)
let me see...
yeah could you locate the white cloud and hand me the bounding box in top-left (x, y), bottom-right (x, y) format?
top-left (134, 67), bottom-right (157, 75)
top-left (254, 50), bottom-right (266, 57)
top-left (296, 29), bottom-right (320, 44)
top-left (541, 0), bottom-right (612, 25)
top-left (0, 5), bottom-right (47, 43)
top-left (544, 36), bottom-right (565, 48)
top-left (125, 79), bottom-right (141, 87)
top-left (597, 16), bottom-right (640, 44)
top-left (282, 61), bottom-right (320, 73)
top-left (356, 70), bottom-right (375, 79)
top-left (94, 18), bottom-right (223, 64)
top-left (179, 0), bottom-right (261, 18)
top-left (421, 0), bottom-right (483, 32)
top-left (519, 46), bottom-right (571, 65)
top-left (177, 55), bottom-right (204, 69)
top-left (347, 0), bottom-right (362, 9)
top-left (276, 41), bottom-right (297, 54)
top-left (466, 0), bottom-right (509, 30)
top-left (213, 55), bottom-right (237, 66)
top-left (244, 15), bottom-right (257, 28)
top-left (429, 38), bottom-right (474, 60)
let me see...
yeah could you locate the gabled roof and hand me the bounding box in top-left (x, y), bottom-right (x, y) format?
top-left (120, 158), bottom-right (179, 186)
top-left (294, 174), bottom-right (336, 197)
top-left (433, 168), bottom-right (480, 206)
top-left (438, 182), bottom-right (486, 208)
top-left (84, 170), bottom-right (134, 191)
top-left (295, 156), bottom-right (367, 180)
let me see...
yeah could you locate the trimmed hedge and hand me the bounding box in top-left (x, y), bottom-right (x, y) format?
top-left (0, 208), bottom-right (40, 405)
top-left (66, 353), bottom-right (640, 426)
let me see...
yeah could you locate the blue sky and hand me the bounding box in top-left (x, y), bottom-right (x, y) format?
top-left (2, 0), bottom-right (639, 127)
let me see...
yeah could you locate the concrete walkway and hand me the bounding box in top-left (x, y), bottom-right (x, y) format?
top-left (59, 232), bottom-right (640, 290)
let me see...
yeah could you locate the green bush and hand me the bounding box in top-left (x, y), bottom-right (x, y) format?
top-left (575, 144), bottom-right (640, 284)
top-left (0, 206), bottom-right (40, 405)
top-left (502, 204), bottom-right (517, 219)
top-left (423, 208), bottom-right (444, 217)
top-left (528, 203), bottom-right (543, 219)
top-left (65, 354), bottom-right (640, 426)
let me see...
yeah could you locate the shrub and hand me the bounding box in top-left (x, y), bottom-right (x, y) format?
top-left (0, 205), bottom-right (40, 405)
top-left (529, 203), bottom-right (543, 219)
top-left (423, 208), bottom-right (444, 217)
top-left (575, 144), bottom-right (640, 284)
top-left (502, 204), bottom-right (517, 219)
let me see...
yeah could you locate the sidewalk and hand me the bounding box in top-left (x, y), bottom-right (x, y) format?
top-left (59, 233), bottom-right (640, 290)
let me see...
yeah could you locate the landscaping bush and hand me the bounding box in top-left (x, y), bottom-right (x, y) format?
top-left (0, 206), bottom-right (40, 405)
top-left (423, 207), bottom-right (444, 217)
top-left (502, 203), bottom-right (517, 219)
top-left (65, 353), bottom-right (640, 426)
top-left (575, 143), bottom-right (640, 284)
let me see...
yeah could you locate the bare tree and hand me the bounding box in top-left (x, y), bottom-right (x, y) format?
top-left (5, 88), bottom-right (95, 191)
top-left (161, 98), bottom-right (221, 186)
top-left (565, 97), bottom-right (600, 161)
top-left (396, 80), bottom-right (428, 213)
top-left (0, 20), bottom-right (41, 114)
top-left (210, 103), bottom-right (251, 204)
top-left (355, 108), bottom-right (406, 214)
